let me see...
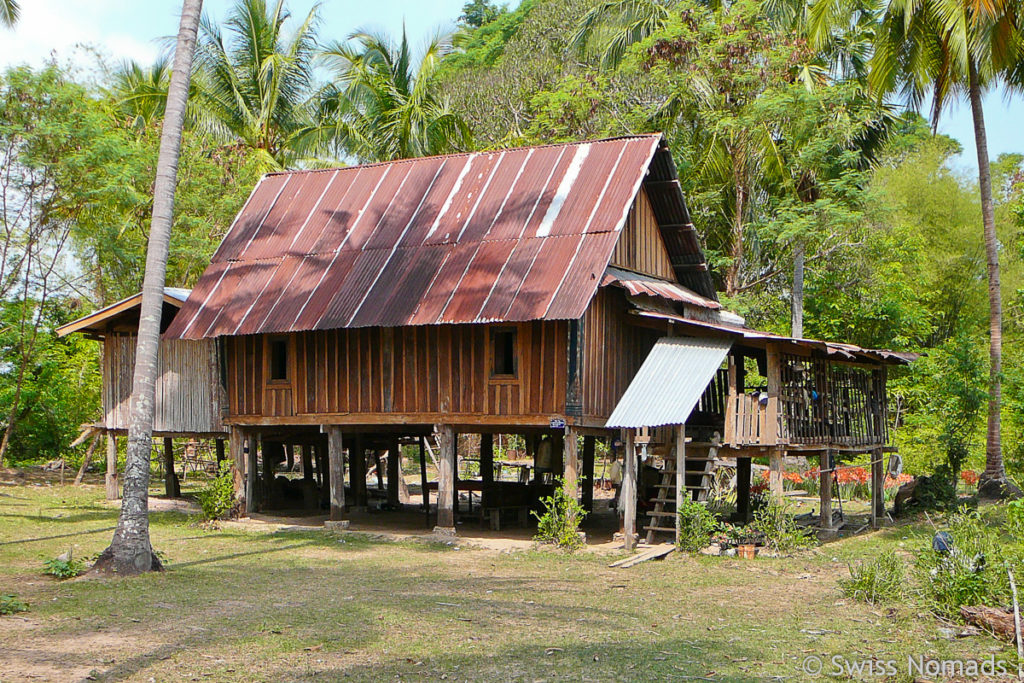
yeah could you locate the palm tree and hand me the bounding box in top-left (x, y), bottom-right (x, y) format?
top-left (192, 0), bottom-right (320, 169)
top-left (92, 0), bottom-right (203, 576)
top-left (570, 0), bottom-right (681, 70)
top-left (0, 0), bottom-right (18, 27)
top-left (110, 57), bottom-right (173, 129)
top-left (311, 28), bottom-right (470, 163)
top-left (834, 0), bottom-right (1022, 496)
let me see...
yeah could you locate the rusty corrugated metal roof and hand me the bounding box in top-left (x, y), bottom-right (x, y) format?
top-left (166, 135), bottom-right (716, 339)
top-left (602, 266), bottom-right (721, 310)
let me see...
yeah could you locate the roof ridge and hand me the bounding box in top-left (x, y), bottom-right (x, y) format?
top-left (264, 134), bottom-right (665, 178)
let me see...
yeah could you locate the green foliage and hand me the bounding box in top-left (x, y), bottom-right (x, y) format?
top-left (750, 499), bottom-right (815, 554)
top-left (43, 554), bottom-right (85, 580)
top-left (0, 594), bottom-right (28, 615)
top-left (1006, 499), bottom-right (1024, 541)
top-left (675, 497), bottom-right (720, 552)
top-left (840, 550), bottom-right (906, 604)
top-left (459, 0), bottom-right (506, 28)
top-left (532, 478), bottom-right (587, 551)
top-left (916, 507), bottom-right (1018, 619)
top-left (196, 461), bottom-right (237, 522)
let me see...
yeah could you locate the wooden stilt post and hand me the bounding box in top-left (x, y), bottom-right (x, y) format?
top-left (215, 438), bottom-right (225, 466)
top-left (163, 437), bottom-right (180, 498)
top-left (230, 426), bottom-right (244, 506)
top-left (820, 450), bottom-right (833, 531)
top-left (419, 436), bottom-right (429, 524)
top-left (327, 426), bottom-right (345, 521)
top-left (623, 429), bottom-right (637, 551)
top-left (769, 448), bottom-right (784, 500)
top-left (563, 427), bottom-right (579, 501)
top-left (581, 436), bottom-right (595, 512)
top-left (245, 431), bottom-right (258, 515)
top-left (675, 424), bottom-right (686, 545)
top-left (105, 432), bottom-right (119, 500)
top-left (871, 447), bottom-right (884, 529)
top-left (736, 456), bottom-right (751, 523)
top-left (300, 443), bottom-right (316, 510)
top-left (480, 433), bottom-right (494, 485)
top-left (435, 425), bottom-right (456, 533)
top-left (552, 432), bottom-right (565, 482)
top-left (285, 444), bottom-right (295, 472)
top-left (74, 432), bottom-right (102, 486)
top-left (386, 438), bottom-right (400, 508)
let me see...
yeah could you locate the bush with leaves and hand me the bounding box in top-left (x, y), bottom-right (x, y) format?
top-left (533, 478), bottom-right (587, 551)
top-left (43, 554), bottom-right (84, 579)
top-left (841, 550), bottom-right (906, 604)
top-left (916, 506), bottom-right (1017, 619)
top-left (0, 594), bottom-right (28, 615)
top-left (196, 461), bottom-right (237, 522)
top-left (750, 499), bottom-right (815, 554)
top-left (676, 497), bottom-right (720, 552)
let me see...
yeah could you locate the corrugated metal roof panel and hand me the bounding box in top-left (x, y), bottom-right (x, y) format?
top-left (602, 266), bottom-right (721, 310)
top-left (165, 134), bottom-right (719, 339)
top-left (606, 336), bottom-right (733, 428)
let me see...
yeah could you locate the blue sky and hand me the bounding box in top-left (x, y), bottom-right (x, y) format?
top-left (0, 0), bottom-right (1019, 176)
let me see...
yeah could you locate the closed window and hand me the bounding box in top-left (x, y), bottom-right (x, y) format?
top-left (269, 338), bottom-right (289, 381)
top-left (491, 328), bottom-right (517, 377)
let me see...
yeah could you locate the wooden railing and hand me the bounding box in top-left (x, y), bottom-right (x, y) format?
top-left (723, 394), bottom-right (781, 447)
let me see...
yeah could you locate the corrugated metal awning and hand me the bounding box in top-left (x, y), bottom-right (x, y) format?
top-left (606, 336), bottom-right (732, 428)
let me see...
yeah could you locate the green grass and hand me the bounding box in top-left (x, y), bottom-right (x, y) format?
top-left (0, 474), bottom-right (1018, 682)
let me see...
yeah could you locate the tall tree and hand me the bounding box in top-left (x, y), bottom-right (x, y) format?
top-left (852, 0), bottom-right (1023, 496)
top-left (0, 0), bottom-right (18, 27)
top-left (92, 0), bottom-right (203, 575)
top-left (313, 29), bottom-right (471, 163)
top-left (192, 0), bottom-right (320, 169)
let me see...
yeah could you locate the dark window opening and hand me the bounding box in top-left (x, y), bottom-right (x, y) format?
top-left (492, 328), bottom-right (517, 377)
top-left (269, 338), bottom-right (289, 381)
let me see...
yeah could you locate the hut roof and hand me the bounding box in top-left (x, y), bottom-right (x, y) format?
top-left (56, 288), bottom-right (191, 340)
top-left (164, 134), bottom-right (716, 340)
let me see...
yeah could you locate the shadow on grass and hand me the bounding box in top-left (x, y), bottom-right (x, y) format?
top-left (0, 525), bottom-right (117, 546)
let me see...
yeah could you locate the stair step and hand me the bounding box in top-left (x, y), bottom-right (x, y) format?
top-left (646, 510), bottom-right (678, 517)
top-left (654, 484), bottom-right (710, 491)
top-left (643, 525), bottom-right (678, 533)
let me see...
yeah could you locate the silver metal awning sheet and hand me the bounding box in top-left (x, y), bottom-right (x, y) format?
top-left (606, 336), bottom-right (732, 428)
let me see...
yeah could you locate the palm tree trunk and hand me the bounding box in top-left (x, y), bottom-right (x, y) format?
top-left (725, 181), bottom-right (745, 297)
top-left (791, 239), bottom-right (805, 338)
top-left (967, 60), bottom-right (1009, 496)
top-left (92, 0), bottom-right (203, 575)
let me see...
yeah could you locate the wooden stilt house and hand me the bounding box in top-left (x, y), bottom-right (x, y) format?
top-left (57, 288), bottom-right (228, 499)
top-left (163, 134), bottom-right (914, 539)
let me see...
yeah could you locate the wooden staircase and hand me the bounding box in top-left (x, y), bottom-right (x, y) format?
top-left (643, 441), bottom-right (719, 544)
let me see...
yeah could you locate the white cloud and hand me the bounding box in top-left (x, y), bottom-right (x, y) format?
top-left (0, 0), bottom-right (162, 72)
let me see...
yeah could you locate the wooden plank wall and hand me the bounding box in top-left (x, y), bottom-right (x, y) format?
top-left (224, 321), bottom-right (568, 420)
top-left (579, 288), bottom-right (662, 419)
top-left (103, 333), bottom-right (225, 433)
top-left (609, 188), bottom-right (676, 281)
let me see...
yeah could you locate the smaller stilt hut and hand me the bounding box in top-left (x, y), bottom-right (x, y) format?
top-left (57, 288), bottom-right (228, 498)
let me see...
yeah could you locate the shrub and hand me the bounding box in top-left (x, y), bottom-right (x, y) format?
top-left (676, 497), bottom-right (720, 552)
top-left (1006, 499), bottom-right (1024, 541)
top-left (840, 550), bottom-right (905, 604)
top-left (916, 506), bottom-right (1014, 619)
top-left (750, 499), bottom-right (815, 553)
top-left (196, 461), bottom-right (237, 521)
top-left (0, 594), bottom-right (28, 615)
top-left (43, 554), bottom-right (84, 579)
top-left (533, 478), bottom-right (587, 551)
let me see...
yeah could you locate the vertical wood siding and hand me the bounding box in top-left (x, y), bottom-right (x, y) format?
top-left (579, 289), bottom-right (662, 419)
top-left (102, 333), bottom-right (225, 433)
top-left (610, 187), bottom-right (676, 280)
top-left (225, 321), bottom-right (569, 420)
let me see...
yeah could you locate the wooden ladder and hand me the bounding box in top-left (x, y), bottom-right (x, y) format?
top-left (643, 443), bottom-right (717, 544)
